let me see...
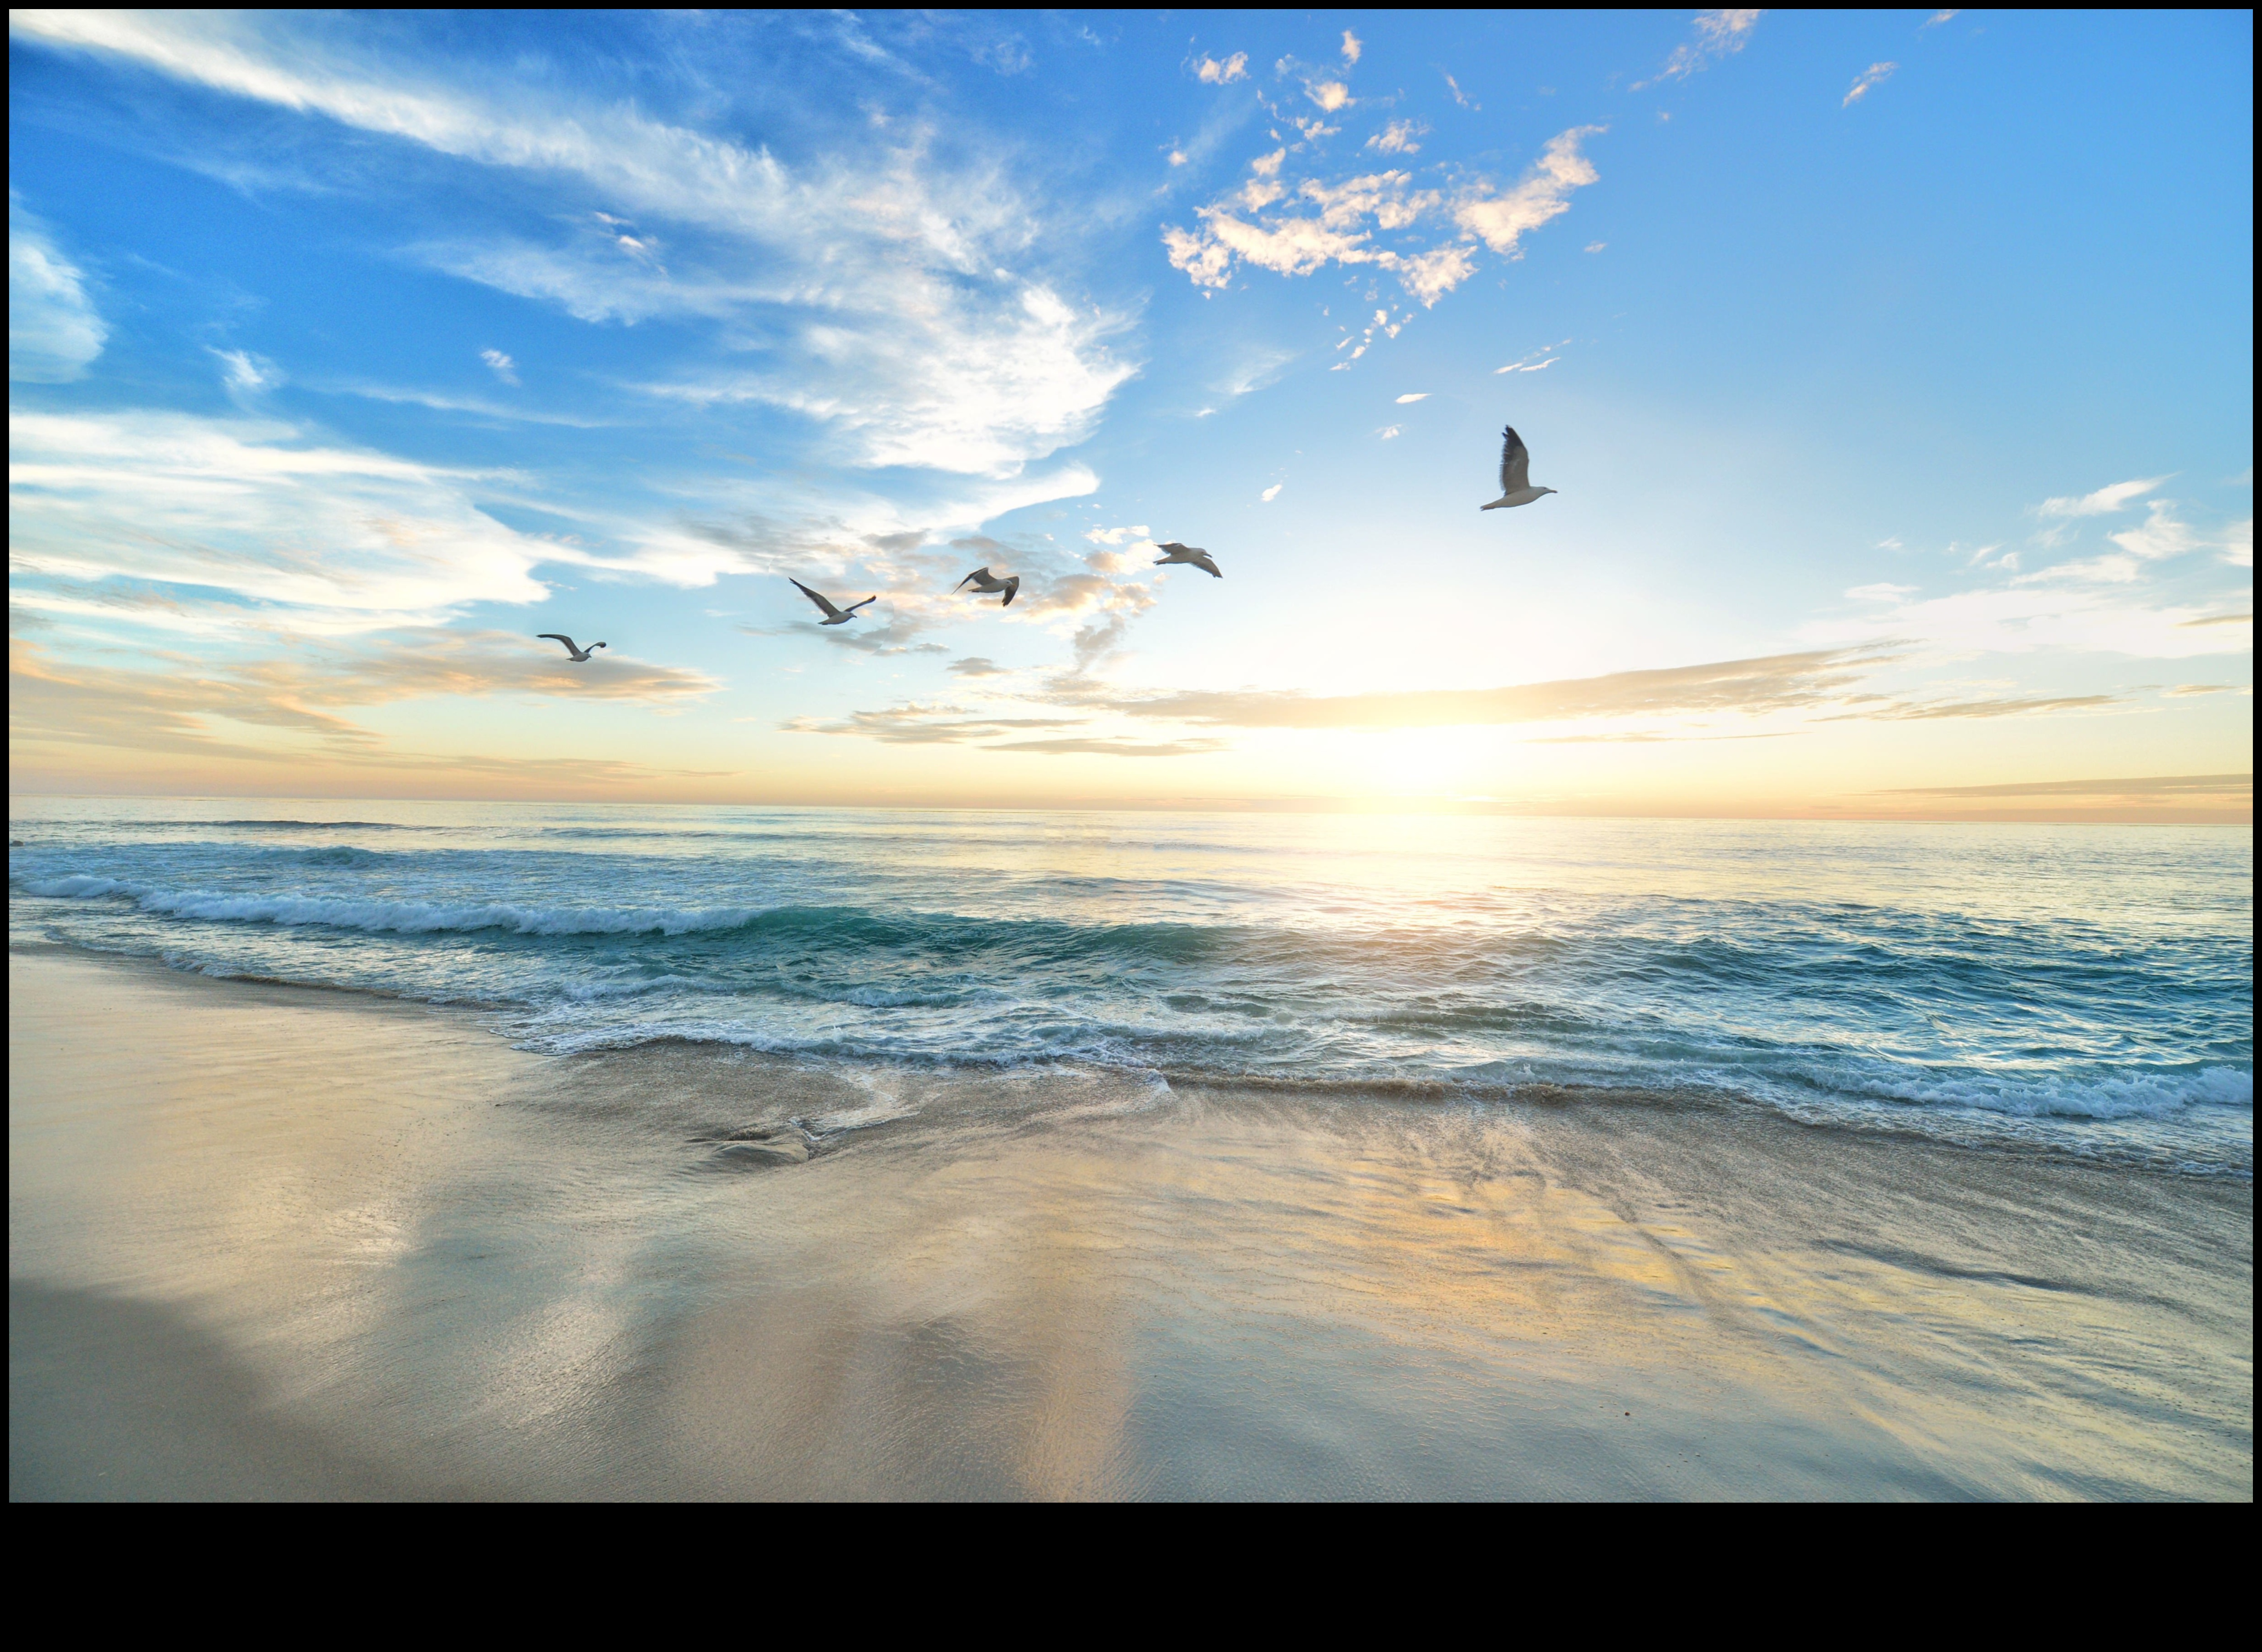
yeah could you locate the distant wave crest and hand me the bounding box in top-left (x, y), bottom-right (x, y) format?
top-left (19, 875), bottom-right (785, 938)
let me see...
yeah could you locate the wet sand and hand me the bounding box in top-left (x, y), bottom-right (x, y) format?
top-left (9, 947), bottom-right (2250, 1499)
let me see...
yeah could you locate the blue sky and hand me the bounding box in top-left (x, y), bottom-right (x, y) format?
top-left (9, 10), bottom-right (2253, 817)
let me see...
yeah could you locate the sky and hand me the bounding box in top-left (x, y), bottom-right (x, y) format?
top-left (8, 9), bottom-right (2253, 821)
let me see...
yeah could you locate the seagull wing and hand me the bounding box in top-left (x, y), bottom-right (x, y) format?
top-left (846, 596), bottom-right (877, 614)
top-left (537, 633), bottom-right (579, 653)
top-left (956, 567), bottom-right (989, 591)
top-left (1002, 576), bottom-right (1019, 607)
top-left (1193, 551), bottom-right (1222, 578)
top-left (790, 578), bottom-right (844, 620)
top-left (1499, 426), bottom-right (1531, 495)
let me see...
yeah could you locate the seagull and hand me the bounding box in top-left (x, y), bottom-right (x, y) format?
top-left (537, 633), bottom-right (606, 661)
top-left (1152, 542), bottom-right (1223, 578)
top-left (954, 566), bottom-right (1021, 606)
top-left (1481, 426), bottom-right (1557, 510)
top-left (790, 578), bottom-right (876, 626)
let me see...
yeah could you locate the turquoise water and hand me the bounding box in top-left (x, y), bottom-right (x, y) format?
top-left (9, 800), bottom-right (2251, 1174)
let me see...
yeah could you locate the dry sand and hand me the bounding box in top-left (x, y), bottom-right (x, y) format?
top-left (10, 947), bottom-right (2251, 1499)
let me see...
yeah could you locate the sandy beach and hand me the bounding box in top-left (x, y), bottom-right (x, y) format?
top-left (9, 944), bottom-right (2249, 1500)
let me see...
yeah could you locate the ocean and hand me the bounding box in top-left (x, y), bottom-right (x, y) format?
top-left (9, 799), bottom-right (2250, 1178)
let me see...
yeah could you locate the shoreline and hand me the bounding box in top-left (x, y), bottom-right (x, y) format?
top-left (14, 940), bottom-right (2245, 1182)
top-left (11, 945), bottom-right (2252, 1499)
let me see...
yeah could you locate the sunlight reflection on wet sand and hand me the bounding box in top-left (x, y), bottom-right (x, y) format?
top-left (10, 949), bottom-right (2250, 1499)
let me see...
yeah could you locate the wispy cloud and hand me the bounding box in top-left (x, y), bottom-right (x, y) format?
top-left (1454, 127), bottom-right (1605, 258)
top-left (8, 191), bottom-right (107, 383)
top-left (1366, 119), bottom-right (1424, 155)
top-left (1800, 528), bottom-right (2254, 660)
top-left (1340, 31), bottom-right (1362, 66)
top-left (1829, 692), bottom-right (2119, 722)
top-left (1919, 10), bottom-right (1960, 31)
top-left (322, 382), bottom-right (606, 426)
top-left (1873, 773), bottom-right (2249, 801)
top-left (2106, 499), bottom-right (2204, 561)
top-left (1495, 341), bottom-right (1567, 374)
top-left (1106, 648), bottom-right (1894, 731)
top-left (9, 408), bottom-right (562, 633)
top-left (1196, 51), bottom-right (1248, 85)
top-left (211, 347), bottom-right (281, 398)
top-left (1638, 10), bottom-right (1763, 89)
top-left (13, 10), bottom-right (1136, 481)
top-left (10, 631), bottom-right (718, 778)
top-left (2034, 476), bottom-right (2171, 517)
top-left (782, 697), bottom-right (1226, 758)
top-left (1843, 62), bottom-right (1897, 107)
top-left (479, 348), bottom-right (519, 385)
top-left (1164, 125), bottom-right (1602, 308)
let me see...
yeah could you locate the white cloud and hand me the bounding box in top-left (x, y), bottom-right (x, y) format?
top-left (636, 286), bottom-right (1134, 477)
top-left (1801, 548), bottom-right (2254, 661)
top-left (8, 408), bottom-right (558, 633)
top-left (1843, 62), bottom-right (1897, 107)
top-left (1921, 10), bottom-right (1960, 30)
top-left (2035, 476), bottom-right (2170, 517)
top-left (210, 347), bottom-right (282, 396)
top-left (1366, 120), bottom-right (1424, 156)
top-left (2107, 500), bottom-right (2203, 562)
top-left (1584, 240), bottom-right (1606, 253)
top-left (1377, 425), bottom-right (1401, 440)
top-left (1307, 81), bottom-right (1352, 114)
top-left (2222, 518), bottom-right (2253, 567)
top-left (1196, 52), bottom-right (1248, 85)
top-left (1164, 125), bottom-right (1598, 308)
top-left (1495, 342), bottom-right (1567, 373)
top-left (1341, 31), bottom-right (1362, 66)
top-left (2092, 501), bottom-right (2249, 568)
top-left (480, 347), bottom-right (519, 384)
top-left (1395, 393), bottom-right (1429, 404)
top-left (9, 192), bottom-right (107, 383)
top-left (12, 10), bottom-right (1134, 480)
top-left (1261, 483), bottom-right (1282, 502)
top-left (1171, 205), bottom-right (1375, 286)
top-left (1396, 244), bottom-right (1477, 306)
top-left (1454, 126), bottom-right (1604, 256)
top-left (1082, 523), bottom-right (1152, 546)
top-left (1847, 583), bottom-right (1916, 602)
top-left (1640, 10), bottom-right (1762, 87)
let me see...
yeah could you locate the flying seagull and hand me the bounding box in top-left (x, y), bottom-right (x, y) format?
top-left (538, 633), bottom-right (606, 661)
top-left (954, 566), bottom-right (1021, 606)
top-left (790, 578), bottom-right (876, 625)
top-left (1481, 426), bottom-right (1556, 510)
top-left (1153, 542), bottom-right (1223, 578)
